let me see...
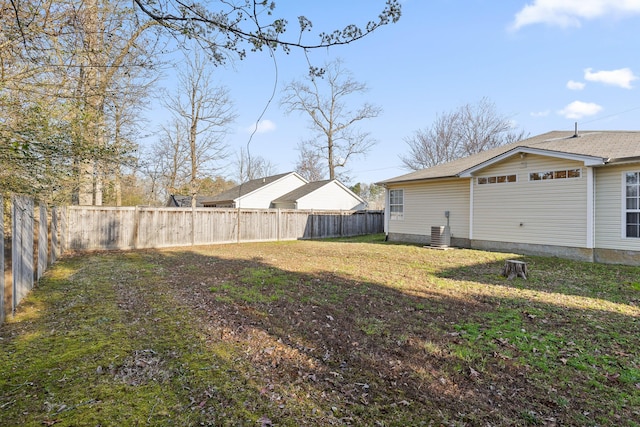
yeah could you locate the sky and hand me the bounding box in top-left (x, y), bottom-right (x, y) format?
top-left (143, 0), bottom-right (640, 186)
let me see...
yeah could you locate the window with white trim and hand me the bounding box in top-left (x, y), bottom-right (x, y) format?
top-left (626, 172), bottom-right (640, 238)
top-left (477, 174), bottom-right (516, 185)
top-left (389, 189), bottom-right (404, 220)
top-left (529, 168), bottom-right (581, 181)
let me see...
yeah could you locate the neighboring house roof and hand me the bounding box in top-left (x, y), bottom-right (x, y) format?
top-left (378, 130), bottom-right (640, 185)
top-left (272, 179), bottom-right (365, 205)
top-left (167, 195), bottom-right (209, 207)
top-left (271, 180), bottom-right (332, 204)
top-left (201, 172), bottom-right (305, 205)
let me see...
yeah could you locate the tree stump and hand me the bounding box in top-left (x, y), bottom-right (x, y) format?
top-left (502, 260), bottom-right (527, 280)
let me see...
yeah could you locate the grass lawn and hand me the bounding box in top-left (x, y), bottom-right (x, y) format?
top-left (1, 235), bottom-right (639, 426)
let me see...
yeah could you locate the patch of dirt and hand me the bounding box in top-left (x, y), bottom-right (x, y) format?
top-left (157, 246), bottom-right (567, 426)
top-left (110, 349), bottom-right (172, 386)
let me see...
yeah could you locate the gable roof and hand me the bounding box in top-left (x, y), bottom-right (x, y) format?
top-left (271, 179), bottom-right (365, 204)
top-left (379, 130), bottom-right (640, 185)
top-left (167, 195), bottom-right (210, 207)
top-left (201, 172), bottom-right (305, 204)
top-left (272, 180), bottom-right (332, 203)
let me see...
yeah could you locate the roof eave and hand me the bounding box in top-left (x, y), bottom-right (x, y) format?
top-left (458, 146), bottom-right (606, 177)
top-left (605, 155), bottom-right (640, 165)
top-left (377, 175), bottom-right (462, 187)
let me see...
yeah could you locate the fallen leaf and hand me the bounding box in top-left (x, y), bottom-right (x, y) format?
top-left (258, 416), bottom-right (272, 427)
top-left (469, 367), bottom-right (480, 378)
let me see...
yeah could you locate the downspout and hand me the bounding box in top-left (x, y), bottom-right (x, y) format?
top-left (384, 187), bottom-right (390, 240)
top-left (586, 167), bottom-right (595, 254)
top-left (469, 178), bottom-right (474, 241)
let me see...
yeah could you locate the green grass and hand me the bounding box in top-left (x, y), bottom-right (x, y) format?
top-left (1, 237), bottom-right (639, 426)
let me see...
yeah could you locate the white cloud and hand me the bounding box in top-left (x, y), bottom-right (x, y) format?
top-left (530, 110), bottom-right (550, 117)
top-left (566, 80), bottom-right (585, 90)
top-left (558, 101), bottom-right (603, 119)
top-left (584, 67), bottom-right (638, 89)
top-left (245, 119), bottom-right (277, 134)
top-left (510, 0), bottom-right (640, 30)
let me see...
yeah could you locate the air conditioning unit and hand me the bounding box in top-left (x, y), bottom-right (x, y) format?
top-left (431, 225), bottom-right (451, 248)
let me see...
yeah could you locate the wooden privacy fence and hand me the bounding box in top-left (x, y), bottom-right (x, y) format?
top-left (1, 201), bottom-right (383, 322)
top-left (64, 206), bottom-right (384, 251)
top-left (1, 196), bottom-right (61, 323)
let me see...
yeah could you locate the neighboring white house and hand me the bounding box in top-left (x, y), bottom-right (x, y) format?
top-left (201, 172), bottom-right (308, 208)
top-left (378, 130), bottom-right (640, 265)
top-left (196, 172), bottom-right (365, 210)
top-left (271, 180), bottom-right (366, 210)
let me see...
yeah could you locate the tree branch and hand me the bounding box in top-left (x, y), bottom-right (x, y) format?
top-left (133, 0), bottom-right (401, 63)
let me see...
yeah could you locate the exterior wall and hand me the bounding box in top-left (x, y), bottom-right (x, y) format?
top-left (470, 239), bottom-right (594, 262)
top-left (297, 182), bottom-right (365, 210)
top-left (472, 154), bottom-right (588, 247)
top-left (594, 162), bottom-right (640, 260)
top-left (238, 174), bottom-right (307, 209)
top-left (387, 232), bottom-right (470, 248)
top-left (386, 178), bottom-right (470, 243)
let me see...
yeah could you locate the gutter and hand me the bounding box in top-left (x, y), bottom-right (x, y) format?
top-left (604, 155), bottom-right (640, 165)
top-left (376, 175), bottom-right (461, 187)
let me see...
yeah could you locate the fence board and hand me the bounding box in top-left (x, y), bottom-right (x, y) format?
top-left (60, 206), bottom-right (67, 254)
top-left (12, 196), bottom-right (34, 313)
top-left (38, 204), bottom-right (48, 280)
top-left (51, 207), bottom-right (59, 264)
top-left (0, 195), bottom-right (4, 323)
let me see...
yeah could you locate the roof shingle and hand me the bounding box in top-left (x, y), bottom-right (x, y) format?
top-left (379, 130), bottom-right (640, 184)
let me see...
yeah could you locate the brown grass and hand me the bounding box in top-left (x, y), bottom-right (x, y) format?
top-left (1, 235), bottom-right (639, 426)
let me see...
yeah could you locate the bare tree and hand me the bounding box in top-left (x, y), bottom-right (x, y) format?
top-left (144, 118), bottom-right (190, 201)
top-left (1, 0), bottom-right (160, 204)
top-left (401, 97), bottom-right (528, 170)
top-left (102, 58), bottom-right (158, 206)
top-left (163, 52), bottom-right (237, 207)
top-left (3, 1), bottom-right (401, 203)
top-left (281, 59), bottom-right (381, 180)
top-left (234, 147), bottom-right (278, 183)
top-left (294, 141), bottom-right (325, 182)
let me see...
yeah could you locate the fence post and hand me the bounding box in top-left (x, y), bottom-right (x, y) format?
top-left (12, 196), bottom-right (21, 314)
top-left (191, 205), bottom-right (196, 246)
top-left (236, 208), bottom-right (241, 243)
top-left (38, 203), bottom-right (47, 281)
top-left (131, 206), bottom-right (140, 249)
top-left (276, 209), bottom-right (281, 241)
top-left (60, 206), bottom-right (67, 254)
top-left (0, 195), bottom-right (4, 324)
top-left (51, 207), bottom-right (58, 264)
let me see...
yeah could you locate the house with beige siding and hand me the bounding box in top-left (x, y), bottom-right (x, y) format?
top-left (378, 131), bottom-right (640, 265)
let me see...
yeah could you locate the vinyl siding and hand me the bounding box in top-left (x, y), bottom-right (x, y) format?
top-left (239, 175), bottom-right (306, 208)
top-left (297, 182), bottom-right (365, 210)
top-left (595, 162), bottom-right (640, 250)
top-left (387, 179), bottom-right (470, 239)
top-left (473, 154), bottom-right (588, 247)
